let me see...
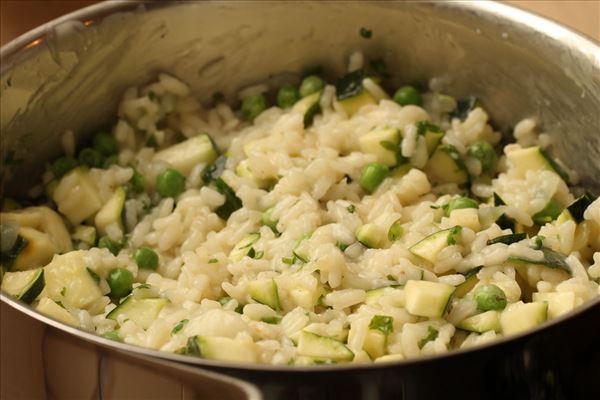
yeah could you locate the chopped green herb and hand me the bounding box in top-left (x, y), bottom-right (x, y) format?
top-left (347, 204), bottom-right (356, 213)
top-left (369, 315), bottom-right (393, 335)
top-left (208, 258), bottom-right (218, 264)
top-left (171, 319), bottom-right (189, 335)
top-left (418, 326), bottom-right (439, 349)
top-left (201, 155), bottom-right (228, 184)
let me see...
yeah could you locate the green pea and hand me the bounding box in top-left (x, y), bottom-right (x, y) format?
top-left (467, 140), bottom-right (497, 173)
top-left (360, 162), bottom-right (390, 193)
top-left (241, 94), bottom-right (268, 122)
top-left (156, 168), bottom-right (185, 198)
top-left (98, 236), bottom-right (121, 256)
top-left (393, 86), bottom-right (422, 106)
top-left (299, 75), bottom-right (325, 98)
top-left (134, 247), bottom-right (159, 270)
top-left (474, 284), bottom-right (507, 311)
top-left (107, 267), bottom-right (134, 298)
top-left (52, 156), bottom-right (78, 178)
top-left (444, 197), bottom-right (479, 216)
top-left (130, 170), bottom-right (145, 193)
top-left (78, 148), bottom-right (104, 168)
top-left (276, 84), bottom-right (300, 108)
top-left (93, 132), bottom-right (118, 156)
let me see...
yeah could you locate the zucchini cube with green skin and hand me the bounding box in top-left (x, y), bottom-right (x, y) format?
top-left (107, 296), bottom-right (169, 329)
top-left (338, 89), bottom-right (377, 117)
top-left (95, 186), bottom-right (126, 236)
top-left (12, 227), bottom-right (56, 271)
top-left (297, 331), bottom-right (354, 362)
top-left (358, 128), bottom-right (400, 166)
top-left (363, 329), bottom-right (387, 360)
top-left (457, 310), bottom-right (500, 333)
top-left (44, 251), bottom-right (104, 310)
top-left (499, 301), bottom-right (548, 335)
top-left (247, 278), bottom-right (281, 311)
top-left (229, 233), bottom-right (260, 262)
top-left (153, 134), bottom-right (218, 176)
top-left (53, 168), bottom-right (103, 225)
top-left (356, 224), bottom-right (386, 249)
top-left (72, 225), bottom-right (97, 249)
top-left (409, 226), bottom-right (462, 264)
top-left (424, 144), bottom-right (469, 185)
top-left (506, 146), bottom-right (569, 182)
top-left (454, 267), bottom-right (482, 298)
top-left (36, 297), bottom-right (79, 326)
top-left (1, 268), bottom-right (45, 304)
top-left (404, 280), bottom-right (455, 318)
top-left (186, 335), bottom-right (257, 363)
top-left (532, 292), bottom-right (576, 319)
top-left (556, 193), bottom-right (595, 224)
top-left (292, 91), bottom-right (322, 127)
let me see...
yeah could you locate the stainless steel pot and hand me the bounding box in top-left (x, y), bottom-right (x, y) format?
top-left (1, 1), bottom-right (599, 399)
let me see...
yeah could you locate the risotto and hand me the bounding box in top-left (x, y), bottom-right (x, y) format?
top-left (1, 52), bottom-right (599, 365)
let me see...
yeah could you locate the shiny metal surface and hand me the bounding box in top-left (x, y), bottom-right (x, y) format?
top-left (1, 1), bottom-right (599, 399)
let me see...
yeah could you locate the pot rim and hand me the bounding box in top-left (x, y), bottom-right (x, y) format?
top-left (1, 0), bottom-right (599, 372)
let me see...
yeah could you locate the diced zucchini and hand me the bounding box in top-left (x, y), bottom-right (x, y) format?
top-left (1, 206), bottom-right (72, 254)
top-left (44, 251), bottom-right (103, 309)
top-left (107, 296), bottom-right (168, 329)
top-left (53, 168), bottom-right (103, 225)
top-left (292, 234), bottom-right (311, 263)
top-left (1, 268), bottom-right (45, 304)
top-left (508, 246), bottom-right (571, 274)
top-left (36, 297), bottom-right (79, 326)
top-left (500, 301), bottom-right (548, 335)
top-left (409, 226), bottom-right (462, 263)
top-left (506, 146), bottom-right (570, 183)
top-left (363, 329), bottom-right (387, 359)
top-left (454, 266), bottom-right (482, 298)
top-left (557, 193), bottom-right (595, 224)
top-left (532, 199), bottom-right (562, 226)
top-left (247, 278), bottom-right (280, 311)
top-left (235, 160), bottom-right (275, 189)
top-left (338, 91), bottom-right (377, 116)
top-left (35, 207), bottom-right (72, 253)
top-left (12, 227), bottom-right (56, 271)
top-left (297, 331), bottom-right (354, 362)
top-left (229, 233), bottom-right (260, 262)
top-left (72, 225), bottom-right (97, 249)
top-left (404, 280), bottom-right (455, 318)
top-left (365, 286), bottom-right (405, 307)
top-left (425, 144), bottom-right (469, 185)
top-left (492, 192), bottom-right (516, 231)
top-left (457, 310), bottom-right (500, 333)
top-left (292, 91), bottom-right (321, 127)
top-left (214, 178), bottom-right (243, 220)
top-left (416, 121), bottom-right (445, 154)
top-left (261, 207), bottom-right (278, 233)
top-left (449, 208), bottom-right (480, 232)
top-left (356, 224), bottom-right (386, 249)
top-left (532, 292), bottom-right (576, 319)
top-left (153, 134), bottom-right (218, 176)
top-left (487, 233), bottom-right (527, 246)
top-left (186, 335), bottom-right (257, 363)
top-left (95, 186), bottom-right (126, 236)
top-left (358, 128), bottom-right (400, 166)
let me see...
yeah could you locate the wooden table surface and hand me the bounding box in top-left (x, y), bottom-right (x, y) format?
top-left (1, 1), bottom-right (599, 45)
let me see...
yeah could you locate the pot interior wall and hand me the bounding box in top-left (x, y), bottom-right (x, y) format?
top-left (1, 2), bottom-right (599, 193)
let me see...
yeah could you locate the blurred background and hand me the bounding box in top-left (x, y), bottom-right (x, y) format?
top-left (1, 0), bottom-right (599, 45)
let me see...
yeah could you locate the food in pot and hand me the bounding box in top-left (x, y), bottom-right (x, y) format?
top-left (1, 52), bottom-right (599, 365)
